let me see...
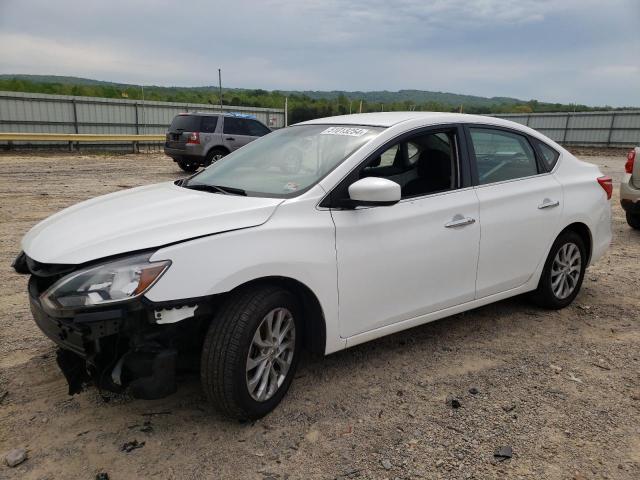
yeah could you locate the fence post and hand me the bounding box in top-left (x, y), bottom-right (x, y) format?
top-left (134, 103), bottom-right (140, 135)
top-left (606, 112), bottom-right (616, 147)
top-left (71, 99), bottom-right (79, 151)
top-left (562, 113), bottom-right (571, 144)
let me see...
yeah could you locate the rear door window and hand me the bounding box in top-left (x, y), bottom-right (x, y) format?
top-left (469, 128), bottom-right (539, 185)
top-left (223, 117), bottom-right (250, 136)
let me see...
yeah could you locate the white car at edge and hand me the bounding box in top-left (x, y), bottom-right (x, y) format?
top-left (14, 112), bottom-right (612, 419)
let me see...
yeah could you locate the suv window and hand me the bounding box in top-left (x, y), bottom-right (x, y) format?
top-left (169, 115), bottom-right (200, 132)
top-left (223, 117), bottom-right (249, 136)
top-left (201, 116), bottom-right (218, 133)
top-left (469, 128), bottom-right (539, 185)
top-left (533, 139), bottom-right (559, 171)
top-left (360, 129), bottom-right (458, 198)
top-left (247, 120), bottom-right (270, 137)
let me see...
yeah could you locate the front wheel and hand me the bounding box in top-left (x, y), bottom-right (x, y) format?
top-left (530, 231), bottom-right (587, 309)
top-left (626, 212), bottom-right (640, 230)
top-left (200, 286), bottom-right (301, 420)
top-left (177, 159), bottom-right (199, 173)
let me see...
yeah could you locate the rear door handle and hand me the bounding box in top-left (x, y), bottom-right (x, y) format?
top-left (538, 199), bottom-right (560, 209)
top-left (445, 215), bottom-right (476, 228)
top-left (225, 137), bottom-right (235, 141)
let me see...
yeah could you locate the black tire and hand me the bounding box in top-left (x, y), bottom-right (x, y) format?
top-left (201, 285), bottom-right (302, 420)
top-left (177, 159), bottom-right (199, 173)
top-left (204, 147), bottom-right (228, 167)
top-left (530, 230), bottom-right (587, 309)
top-left (626, 212), bottom-right (640, 230)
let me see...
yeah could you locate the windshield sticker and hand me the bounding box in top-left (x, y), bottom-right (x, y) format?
top-left (283, 182), bottom-right (300, 192)
top-left (320, 126), bottom-right (368, 137)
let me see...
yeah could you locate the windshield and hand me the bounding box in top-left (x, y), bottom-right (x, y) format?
top-left (184, 124), bottom-right (383, 197)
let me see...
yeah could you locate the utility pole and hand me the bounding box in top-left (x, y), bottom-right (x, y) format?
top-left (359, 100), bottom-right (363, 113)
top-left (349, 100), bottom-right (353, 115)
top-left (218, 68), bottom-right (223, 112)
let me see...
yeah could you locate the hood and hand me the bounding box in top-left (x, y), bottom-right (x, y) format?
top-left (21, 182), bottom-right (283, 265)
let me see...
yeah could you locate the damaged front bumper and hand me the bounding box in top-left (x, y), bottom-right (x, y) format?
top-left (23, 257), bottom-right (208, 400)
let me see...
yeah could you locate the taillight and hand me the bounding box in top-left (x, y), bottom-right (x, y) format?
top-left (625, 149), bottom-right (636, 174)
top-left (187, 132), bottom-right (200, 144)
top-left (597, 176), bottom-right (612, 200)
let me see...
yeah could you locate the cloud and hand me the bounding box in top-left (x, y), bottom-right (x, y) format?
top-left (0, 0), bottom-right (638, 106)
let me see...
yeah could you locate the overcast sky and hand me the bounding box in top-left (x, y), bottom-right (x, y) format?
top-left (0, 0), bottom-right (638, 106)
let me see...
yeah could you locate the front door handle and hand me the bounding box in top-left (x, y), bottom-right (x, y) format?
top-left (445, 215), bottom-right (476, 228)
top-left (225, 137), bottom-right (235, 141)
top-left (538, 199), bottom-right (560, 209)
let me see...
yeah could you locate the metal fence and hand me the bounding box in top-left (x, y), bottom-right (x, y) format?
top-left (0, 91), bottom-right (285, 149)
top-left (2, 90), bottom-right (638, 149)
top-left (491, 111), bottom-right (640, 147)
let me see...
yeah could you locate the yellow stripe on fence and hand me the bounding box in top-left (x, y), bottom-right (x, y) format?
top-left (0, 133), bottom-right (165, 142)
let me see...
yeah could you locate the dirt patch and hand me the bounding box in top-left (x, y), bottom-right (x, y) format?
top-left (0, 150), bottom-right (639, 479)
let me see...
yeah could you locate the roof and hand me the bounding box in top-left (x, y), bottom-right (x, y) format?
top-left (296, 111), bottom-right (515, 128)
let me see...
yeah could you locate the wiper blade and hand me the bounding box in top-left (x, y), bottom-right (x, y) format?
top-left (182, 183), bottom-right (246, 196)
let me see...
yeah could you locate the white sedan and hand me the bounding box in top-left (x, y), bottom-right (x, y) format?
top-left (14, 112), bottom-right (612, 419)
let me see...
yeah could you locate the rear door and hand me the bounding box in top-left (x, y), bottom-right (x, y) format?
top-left (222, 117), bottom-right (254, 151)
top-left (467, 126), bottom-right (563, 298)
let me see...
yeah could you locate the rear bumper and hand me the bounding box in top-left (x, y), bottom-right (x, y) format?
top-left (164, 144), bottom-right (205, 161)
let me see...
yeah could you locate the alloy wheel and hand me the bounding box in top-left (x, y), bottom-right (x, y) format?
top-left (550, 242), bottom-right (582, 299)
top-left (246, 307), bottom-right (296, 402)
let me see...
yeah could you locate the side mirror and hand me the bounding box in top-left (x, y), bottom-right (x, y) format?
top-left (346, 177), bottom-right (401, 207)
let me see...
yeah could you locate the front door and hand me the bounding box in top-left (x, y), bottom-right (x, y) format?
top-left (330, 127), bottom-right (481, 338)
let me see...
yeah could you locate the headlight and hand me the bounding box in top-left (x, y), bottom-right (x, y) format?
top-left (41, 253), bottom-right (170, 311)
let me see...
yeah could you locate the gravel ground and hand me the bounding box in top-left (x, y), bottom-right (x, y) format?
top-left (0, 149), bottom-right (638, 480)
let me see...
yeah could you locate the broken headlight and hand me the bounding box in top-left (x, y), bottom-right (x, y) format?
top-left (41, 253), bottom-right (170, 311)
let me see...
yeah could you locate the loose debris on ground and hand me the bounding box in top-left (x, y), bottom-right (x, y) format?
top-left (0, 149), bottom-right (638, 479)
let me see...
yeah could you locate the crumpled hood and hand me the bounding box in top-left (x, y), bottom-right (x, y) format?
top-left (21, 182), bottom-right (283, 265)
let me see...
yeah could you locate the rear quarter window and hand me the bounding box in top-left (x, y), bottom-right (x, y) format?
top-left (201, 116), bottom-right (219, 133)
top-left (533, 139), bottom-right (560, 171)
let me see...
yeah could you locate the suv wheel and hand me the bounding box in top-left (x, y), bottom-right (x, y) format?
top-left (201, 285), bottom-right (301, 419)
top-left (626, 212), bottom-right (640, 230)
top-left (177, 159), bottom-right (199, 173)
top-left (530, 230), bottom-right (587, 309)
top-left (204, 148), bottom-right (228, 167)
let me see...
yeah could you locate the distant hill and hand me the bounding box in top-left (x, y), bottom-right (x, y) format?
top-left (0, 74), bottom-right (125, 87)
top-left (0, 74), bottom-right (526, 108)
top-left (0, 74), bottom-right (625, 123)
top-left (282, 89), bottom-right (524, 108)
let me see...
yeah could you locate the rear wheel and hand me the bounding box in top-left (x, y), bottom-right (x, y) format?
top-left (177, 159), bottom-right (199, 173)
top-left (204, 148), bottom-right (228, 167)
top-left (200, 286), bottom-right (301, 420)
top-left (530, 231), bottom-right (587, 309)
top-left (626, 212), bottom-right (640, 230)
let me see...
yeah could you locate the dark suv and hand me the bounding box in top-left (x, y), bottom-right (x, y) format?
top-left (164, 113), bottom-right (271, 172)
